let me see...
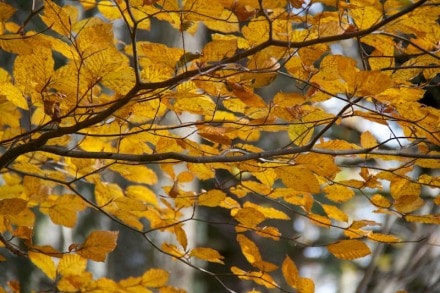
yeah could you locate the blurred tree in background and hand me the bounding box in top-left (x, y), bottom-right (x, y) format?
top-left (0, 0), bottom-right (439, 292)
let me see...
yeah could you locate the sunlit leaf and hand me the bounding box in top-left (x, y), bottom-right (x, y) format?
top-left (282, 255), bottom-right (299, 288)
top-left (233, 207), bottom-right (266, 228)
top-left (57, 254), bottom-right (87, 276)
top-left (367, 232), bottom-right (401, 243)
top-left (236, 234), bottom-right (262, 265)
top-left (161, 243), bottom-right (185, 259)
top-left (29, 252), bottom-right (56, 280)
top-left (190, 247), bottom-right (225, 264)
top-left (276, 166), bottom-right (321, 194)
top-left (324, 185), bottom-right (355, 203)
top-left (404, 214), bottom-right (440, 224)
top-left (230, 266), bottom-right (277, 288)
top-left (327, 240), bottom-right (371, 260)
top-left (77, 231), bottom-right (119, 262)
top-left (243, 202), bottom-right (290, 220)
top-left (321, 204), bottom-right (349, 222)
top-left (288, 123), bottom-right (313, 146)
top-left (141, 268), bottom-right (169, 288)
top-left (198, 189), bottom-right (227, 207)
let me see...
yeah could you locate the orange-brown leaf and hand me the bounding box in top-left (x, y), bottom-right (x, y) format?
top-left (281, 256), bottom-right (299, 288)
top-left (77, 231), bottom-right (118, 262)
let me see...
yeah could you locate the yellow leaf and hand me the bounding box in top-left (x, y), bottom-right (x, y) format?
top-left (77, 230), bottom-right (118, 262)
top-left (141, 268), bottom-right (169, 288)
top-left (0, 83), bottom-right (28, 110)
top-left (415, 154), bottom-right (440, 169)
top-left (390, 178), bottom-right (421, 200)
top-left (101, 66), bottom-right (136, 95)
top-left (255, 226), bottom-right (281, 241)
top-left (0, 3), bottom-right (16, 21)
top-left (245, 51), bottom-right (281, 88)
top-left (174, 225), bottom-right (187, 251)
top-left (344, 220), bottom-right (379, 239)
top-left (0, 34), bottom-right (33, 54)
top-left (324, 185), bottom-right (355, 203)
top-left (230, 266), bottom-right (277, 288)
top-left (230, 85), bottom-right (267, 108)
top-left (198, 189), bottom-right (227, 207)
top-left (47, 194), bottom-right (87, 227)
top-left (161, 243), bottom-right (185, 259)
top-left (118, 276), bottom-right (145, 292)
top-left (219, 196), bottom-right (241, 209)
top-left (139, 41), bottom-right (183, 68)
top-left (203, 8), bottom-right (240, 33)
top-left (321, 204), bottom-right (349, 222)
top-left (252, 260), bottom-right (278, 272)
top-left (242, 16), bottom-right (269, 45)
top-left (201, 39), bottom-right (237, 62)
top-left (288, 123), bottom-right (314, 146)
top-left (110, 164), bottom-right (157, 185)
top-left (276, 166), bottom-right (321, 193)
top-left (97, 0), bottom-right (121, 20)
top-left (113, 197), bottom-right (148, 211)
top-left (197, 125), bottom-right (232, 145)
top-left (349, 0), bottom-right (383, 30)
top-left (308, 213), bottom-right (332, 228)
top-left (29, 252), bottom-right (56, 280)
top-left (394, 195), bottom-right (424, 214)
top-left (243, 202), bottom-right (290, 220)
top-left (328, 240), bottom-right (371, 260)
top-left (57, 254), bottom-right (87, 276)
top-left (355, 71), bottom-right (394, 96)
top-left (295, 153), bottom-right (340, 178)
top-left (172, 95), bottom-right (217, 115)
top-left (14, 46), bottom-right (54, 94)
top-left (41, 0), bottom-right (78, 36)
top-left (370, 194), bottom-right (391, 208)
top-left (316, 139), bottom-right (361, 151)
top-left (233, 207), bottom-right (266, 228)
top-left (0, 198), bottom-right (27, 215)
top-left (282, 256), bottom-right (299, 288)
top-left (360, 131), bottom-right (378, 149)
top-left (94, 181), bottom-right (124, 207)
top-left (297, 277), bottom-right (315, 293)
top-left (190, 247), bottom-right (225, 264)
top-left (404, 214), bottom-right (440, 224)
top-left (236, 234), bottom-right (262, 264)
top-left (367, 232), bottom-right (400, 243)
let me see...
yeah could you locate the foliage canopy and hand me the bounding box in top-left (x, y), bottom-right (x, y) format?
top-left (0, 0), bottom-right (439, 292)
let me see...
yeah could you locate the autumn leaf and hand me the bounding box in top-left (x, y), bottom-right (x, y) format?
top-left (0, 198), bottom-right (27, 215)
top-left (190, 247), bottom-right (225, 264)
top-left (77, 231), bottom-right (119, 262)
top-left (161, 243), bottom-right (185, 259)
top-left (57, 254), bottom-right (87, 276)
top-left (198, 189), bottom-right (227, 207)
top-left (236, 234), bottom-right (262, 265)
top-left (0, 0), bottom-right (439, 292)
top-left (141, 268), bottom-right (169, 287)
top-left (29, 252), bottom-right (56, 280)
top-left (282, 256), bottom-right (299, 288)
top-left (328, 240), bottom-right (371, 260)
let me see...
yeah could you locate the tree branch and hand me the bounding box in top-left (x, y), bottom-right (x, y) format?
top-left (37, 144), bottom-right (440, 164)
